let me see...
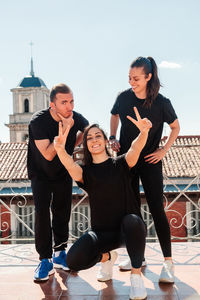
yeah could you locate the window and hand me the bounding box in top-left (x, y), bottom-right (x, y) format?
top-left (186, 202), bottom-right (200, 241)
top-left (24, 99), bottom-right (29, 112)
top-left (141, 204), bottom-right (156, 241)
top-left (16, 206), bottom-right (35, 239)
top-left (23, 134), bottom-right (29, 142)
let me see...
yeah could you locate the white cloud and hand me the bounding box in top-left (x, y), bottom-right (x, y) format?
top-left (159, 61), bottom-right (182, 69)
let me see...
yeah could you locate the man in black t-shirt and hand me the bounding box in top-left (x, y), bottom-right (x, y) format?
top-left (27, 83), bottom-right (89, 281)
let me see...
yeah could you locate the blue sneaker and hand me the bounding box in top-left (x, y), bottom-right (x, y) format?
top-left (34, 259), bottom-right (54, 281)
top-left (53, 250), bottom-right (69, 271)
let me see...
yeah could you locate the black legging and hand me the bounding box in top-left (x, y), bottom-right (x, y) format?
top-left (131, 160), bottom-right (171, 257)
top-left (31, 177), bottom-right (72, 260)
top-left (66, 214), bottom-right (146, 271)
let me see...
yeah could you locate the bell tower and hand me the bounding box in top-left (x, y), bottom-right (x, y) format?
top-left (6, 51), bottom-right (50, 142)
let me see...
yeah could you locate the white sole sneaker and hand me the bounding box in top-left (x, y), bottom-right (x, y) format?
top-left (159, 261), bottom-right (174, 283)
top-left (119, 258), bottom-right (146, 270)
top-left (130, 274), bottom-right (147, 299)
top-left (97, 250), bottom-right (118, 282)
top-left (53, 263), bottom-right (70, 271)
top-left (34, 268), bottom-right (55, 281)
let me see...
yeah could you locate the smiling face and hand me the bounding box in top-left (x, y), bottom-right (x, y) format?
top-left (86, 127), bottom-right (107, 155)
top-left (129, 67), bottom-right (152, 98)
top-left (50, 92), bottom-right (74, 118)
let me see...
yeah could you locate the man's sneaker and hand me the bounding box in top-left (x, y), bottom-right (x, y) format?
top-left (97, 250), bottom-right (118, 282)
top-left (159, 260), bottom-right (174, 283)
top-left (130, 274), bottom-right (147, 300)
top-left (53, 250), bottom-right (69, 271)
top-left (34, 259), bottom-right (54, 281)
top-left (119, 258), bottom-right (146, 270)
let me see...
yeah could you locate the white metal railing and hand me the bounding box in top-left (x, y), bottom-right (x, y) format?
top-left (0, 145), bottom-right (200, 243)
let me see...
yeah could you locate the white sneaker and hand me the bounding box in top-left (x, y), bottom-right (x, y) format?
top-left (119, 258), bottom-right (146, 270)
top-left (130, 274), bottom-right (147, 300)
top-left (97, 250), bottom-right (118, 282)
top-left (159, 260), bottom-right (174, 283)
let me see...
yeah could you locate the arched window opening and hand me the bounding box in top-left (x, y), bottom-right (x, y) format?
top-left (24, 99), bottom-right (29, 113)
top-left (23, 134), bottom-right (29, 142)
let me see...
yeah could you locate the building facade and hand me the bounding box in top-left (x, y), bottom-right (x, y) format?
top-left (5, 58), bottom-right (49, 142)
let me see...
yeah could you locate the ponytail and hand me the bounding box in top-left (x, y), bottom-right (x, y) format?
top-left (130, 56), bottom-right (161, 108)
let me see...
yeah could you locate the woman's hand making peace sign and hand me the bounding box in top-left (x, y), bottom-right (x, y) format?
top-left (127, 107), bottom-right (152, 133)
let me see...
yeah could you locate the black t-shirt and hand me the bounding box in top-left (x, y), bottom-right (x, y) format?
top-left (77, 155), bottom-right (141, 231)
top-left (27, 109), bottom-right (89, 181)
top-left (111, 88), bottom-right (178, 156)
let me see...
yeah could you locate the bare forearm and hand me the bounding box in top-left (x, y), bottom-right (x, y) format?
top-left (131, 131), bottom-right (148, 154)
top-left (56, 148), bottom-right (82, 181)
top-left (34, 140), bottom-right (57, 161)
top-left (162, 120), bottom-right (180, 152)
top-left (110, 114), bottom-right (119, 136)
top-left (45, 143), bottom-right (57, 160)
top-left (126, 131), bottom-right (148, 167)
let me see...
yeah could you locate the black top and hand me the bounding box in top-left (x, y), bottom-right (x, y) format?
top-left (27, 109), bottom-right (89, 181)
top-left (77, 155), bottom-right (141, 231)
top-left (111, 88), bottom-right (178, 156)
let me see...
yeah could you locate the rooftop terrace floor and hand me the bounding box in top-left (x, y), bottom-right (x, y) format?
top-left (0, 242), bottom-right (200, 300)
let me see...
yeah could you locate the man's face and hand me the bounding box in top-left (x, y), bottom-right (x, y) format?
top-left (50, 93), bottom-right (74, 118)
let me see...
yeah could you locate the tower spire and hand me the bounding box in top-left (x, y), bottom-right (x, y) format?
top-left (30, 41), bottom-right (34, 77)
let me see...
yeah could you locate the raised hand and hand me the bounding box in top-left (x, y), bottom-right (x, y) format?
top-left (54, 121), bottom-right (71, 152)
top-left (57, 112), bottom-right (74, 131)
top-left (127, 107), bottom-right (152, 133)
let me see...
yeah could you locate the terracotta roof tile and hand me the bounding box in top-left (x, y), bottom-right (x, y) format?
top-left (0, 136), bottom-right (200, 181)
top-left (161, 136), bottom-right (200, 177)
top-left (0, 142), bottom-right (28, 181)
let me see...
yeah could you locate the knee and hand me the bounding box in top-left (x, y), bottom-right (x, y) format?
top-left (122, 214), bottom-right (145, 232)
top-left (66, 231), bottom-right (98, 271)
top-left (66, 251), bottom-right (80, 271)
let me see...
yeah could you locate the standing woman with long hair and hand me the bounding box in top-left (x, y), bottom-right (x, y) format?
top-left (110, 56), bottom-right (180, 283)
top-left (54, 110), bottom-right (152, 300)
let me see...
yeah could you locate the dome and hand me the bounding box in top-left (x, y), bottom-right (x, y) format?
top-left (18, 75), bottom-right (47, 88)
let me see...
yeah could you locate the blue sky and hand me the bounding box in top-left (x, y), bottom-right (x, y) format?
top-left (0, 0), bottom-right (200, 142)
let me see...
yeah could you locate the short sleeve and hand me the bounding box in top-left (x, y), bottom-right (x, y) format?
top-left (29, 119), bottom-right (49, 140)
top-left (163, 98), bottom-right (178, 124)
top-left (77, 113), bottom-right (89, 132)
top-left (111, 93), bottom-right (121, 115)
top-left (115, 154), bottom-right (130, 173)
top-left (76, 165), bottom-right (88, 192)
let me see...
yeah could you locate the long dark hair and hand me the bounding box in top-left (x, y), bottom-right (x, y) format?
top-left (82, 124), bottom-right (111, 166)
top-left (130, 56), bottom-right (160, 108)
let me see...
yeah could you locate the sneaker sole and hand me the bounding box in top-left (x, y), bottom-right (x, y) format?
top-left (97, 276), bottom-right (112, 282)
top-left (130, 293), bottom-right (147, 300)
top-left (159, 278), bottom-right (174, 283)
top-left (53, 263), bottom-right (70, 271)
top-left (34, 269), bottom-right (55, 281)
